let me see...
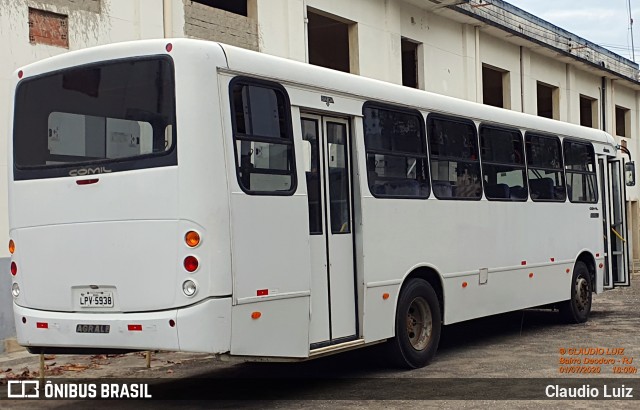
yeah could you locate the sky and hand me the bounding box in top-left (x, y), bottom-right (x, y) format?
top-left (506, 0), bottom-right (639, 62)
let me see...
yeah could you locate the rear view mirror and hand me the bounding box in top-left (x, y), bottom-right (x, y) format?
top-left (625, 161), bottom-right (635, 186)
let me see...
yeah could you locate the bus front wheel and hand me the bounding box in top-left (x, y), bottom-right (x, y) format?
top-left (388, 278), bottom-right (441, 369)
top-left (559, 261), bottom-right (592, 323)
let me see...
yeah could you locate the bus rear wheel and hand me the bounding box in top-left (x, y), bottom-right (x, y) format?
top-left (388, 278), bottom-right (441, 369)
top-left (559, 261), bottom-right (592, 323)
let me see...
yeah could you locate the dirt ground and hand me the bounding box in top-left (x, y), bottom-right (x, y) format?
top-left (2, 278), bottom-right (640, 408)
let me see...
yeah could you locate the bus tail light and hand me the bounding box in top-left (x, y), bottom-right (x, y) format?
top-left (128, 324), bottom-right (142, 331)
top-left (10, 262), bottom-right (17, 276)
top-left (8, 239), bottom-right (15, 254)
top-left (182, 280), bottom-right (197, 297)
top-left (185, 231), bottom-right (201, 248)
top-left (37, 322), bottom-right (48, 329)
top-left (184, 256), bottom-right (199, 272)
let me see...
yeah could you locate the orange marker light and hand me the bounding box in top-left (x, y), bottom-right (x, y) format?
top-left (462, 282), bottom-right (468, 288)
top-left (8, 239), bottom-right (15, 254)
top-left (382, 293), bottom-right (390, 300)
top-left (251, 312), bottom-right (262, 320)
top-left (185, 231), bottom-right (201, 248)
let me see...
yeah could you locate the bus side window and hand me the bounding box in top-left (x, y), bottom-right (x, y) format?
top-left (479, 125), bottom-right (527, 201)
top-left (525, 133), bottom-right (566, 202)
top-left (362, 103), bottom-right (429, 199)
top-left (563, 140), bottom-right (597, 203)
top-left (230, 79), bottom-right (296, 195)
top-left (427, 114), bottom-right (481, 200)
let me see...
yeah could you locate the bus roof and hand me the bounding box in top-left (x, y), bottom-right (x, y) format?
top-left (218, 42), bottom-right (617, 148)
top-left (15, 38), bottom-right (616, 149)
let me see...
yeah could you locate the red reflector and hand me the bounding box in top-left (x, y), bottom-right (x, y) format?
top-left (76, 178), bottom-right (99, 185)
top-left (596, 253), bottom-right (600, 257)
top-left (521, 261), bottom-right (527, 266)
top-left (166, 43), bottom-right (173, 52)
top-left (184, 256), bottom-right (199, 272)
top-left (36, 322), bottom-right (48, 329)
top-left (128, 324), bottom-right (142, 331)
top-left (257, 289), bottom-right (268, 296)
top-left (550, 258), bottom-right (555, 262)
top-left (18, 70), bottom-right (23, 79)
top-left (10, 261), bottom-right (17, 276)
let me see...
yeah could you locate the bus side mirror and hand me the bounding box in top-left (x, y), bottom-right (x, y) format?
top-left (625, 161), bottom-right (635, 186)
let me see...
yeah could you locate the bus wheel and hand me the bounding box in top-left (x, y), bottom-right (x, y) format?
top-left (388, 279), bottom-right (441, 369)
top-left (559, 261), bottom-right (592, 324)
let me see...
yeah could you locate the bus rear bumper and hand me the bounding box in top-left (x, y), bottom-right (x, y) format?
top-left (13, 297), bottom-right (232, 354)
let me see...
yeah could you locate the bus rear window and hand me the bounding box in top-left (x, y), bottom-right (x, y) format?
top-left (13, 56), bottom-right (176, 180)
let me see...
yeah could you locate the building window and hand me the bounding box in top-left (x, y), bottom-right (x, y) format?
top-left (537, 82), bottom-right (559, 120)
top-left (401, 38), bottom-right (420, 89)
top-left (563, 140), bottom-right (597, 203)
top-left (230, 79), bottom-right (296, 195)
top-left (28, 8), bottom-right (69, 48)
top-left (427, 114), bottom-right (482, 200)
top-left (482, 65), bottom-right (510, 109)
top-left (525, 133), bottom-right (566, 202)
top-left (616, 105), bottom-right (630, 138)
top-left (363, 103), bottom-right (429, 198)
top-left (579, 95), bottom-right (598, 128)
top-left (307, 10), bottom-right (357, 74)
top-left (479, 125), bottom-right (527, 201)
top-left (192, 0), bottom-right (247, 16)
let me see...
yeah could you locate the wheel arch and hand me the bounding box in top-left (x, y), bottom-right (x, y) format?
top-left (398, 265), bottom-right (445, 323)
top-left (575, 250), bottom-right (597, 289)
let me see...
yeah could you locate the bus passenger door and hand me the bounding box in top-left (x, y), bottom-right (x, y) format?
top-left (606, 159), bottom-right (631, 287)
top-left (301, 114), bottom-right (357, 347)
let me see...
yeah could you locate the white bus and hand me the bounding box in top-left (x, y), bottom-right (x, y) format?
top-left (8, 39), bottom-right (634, 368)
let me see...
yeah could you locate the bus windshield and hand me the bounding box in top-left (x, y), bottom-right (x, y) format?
top-left (13, 56), bottom-right (176, 180)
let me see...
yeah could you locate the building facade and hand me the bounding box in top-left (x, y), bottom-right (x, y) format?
top-left (1, 0), bottom-right (639, 349)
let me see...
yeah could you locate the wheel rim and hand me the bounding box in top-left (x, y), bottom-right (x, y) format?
top-left (406, 297), bottom-right (432, 351)
top-left (574, 276), bottom-right (590, 312)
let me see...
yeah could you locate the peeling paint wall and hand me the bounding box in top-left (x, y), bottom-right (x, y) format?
top-left (183, 0), bottom-right (258, 51)
top-left (30, 0), bottom-right (101, 14)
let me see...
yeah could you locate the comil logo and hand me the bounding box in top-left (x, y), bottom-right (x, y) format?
top-left (7, 380), bottom-right (39, 398)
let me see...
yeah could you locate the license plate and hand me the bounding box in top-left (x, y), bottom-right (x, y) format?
top-left (76, 324), bottom-right (110, 334)
top-left (79, 291), bottom-right (114, 308)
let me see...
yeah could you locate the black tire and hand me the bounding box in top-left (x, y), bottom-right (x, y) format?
top-left (387, 279), bottom-right (441, 369)
top-left (559, 261), bottom-right (592, 323)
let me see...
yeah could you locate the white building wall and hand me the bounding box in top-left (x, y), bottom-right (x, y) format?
top-left (478, 31), bottom-right (521, 112)
top-left (568, 68), bottom-right (602, 127)
top-left (612, 83), bottom-right (639, 200)
top-left (527, 52), bottom-right (567, 120)
top-left (408, 6), bottom-right (468, 99)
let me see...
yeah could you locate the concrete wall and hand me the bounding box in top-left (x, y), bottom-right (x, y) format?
top-left (183, 0), bottom-right (258, 51)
